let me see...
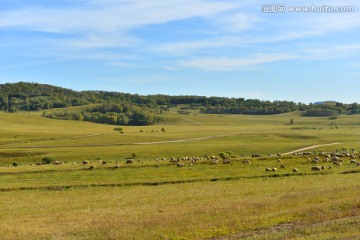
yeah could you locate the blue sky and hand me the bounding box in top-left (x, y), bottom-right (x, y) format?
top-left (0, 0), bottom-right (360, 103)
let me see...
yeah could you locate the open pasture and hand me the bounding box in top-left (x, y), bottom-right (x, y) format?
top-left (0, 110), bottom-right (359, 239)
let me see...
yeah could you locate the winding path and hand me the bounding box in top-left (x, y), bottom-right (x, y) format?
top-left (282, 142), bottom-right (340, 155)
top-left (0, 133), bottom-right (238, 149)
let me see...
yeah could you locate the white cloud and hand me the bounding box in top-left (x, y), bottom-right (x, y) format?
top-left (155, 36), bottom-right (244, 55)
top-left (180, 41), bottom-right (360, 71)
top-left (301, 43), bottom-right (360, 60)
top-left (1, 0), bottom-right (360, 73)
top-left (65, 33), bottom-right (140, 49)
top-left (182, 53), bottom-right (298, 71)
top-left (210, 12), bottom-right (260, 32)
top-left (0, 0), bottom-right (240, 33)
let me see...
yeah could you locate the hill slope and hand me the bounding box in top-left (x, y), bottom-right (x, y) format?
top-left (1, 82), bottom-right (359, 125)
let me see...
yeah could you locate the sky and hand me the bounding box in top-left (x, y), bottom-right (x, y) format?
top-left (0, 0), bottom-right (360, 104)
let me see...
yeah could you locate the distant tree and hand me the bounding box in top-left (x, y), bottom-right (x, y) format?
top-left (114, 127), bottom-right (123, 133)
top-left (42, 156), bottom-right (54, 164)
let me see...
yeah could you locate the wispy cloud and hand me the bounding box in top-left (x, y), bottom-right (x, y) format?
top-left (209, 12), bottom-right (260, 33)
top-left (1, 0), bottom-right (360, 103)
top-left (182, 53), bottom-right (298, 71)
top-left (181, 41), bottom-right (360, 71)
top-left (0, 0), bottom-right (240, 33)
top-left (155, 36), bottom-right (245, 55)
top-left (301, 43), bottom-right (360, 60)
top-left (0, 0), bottom-right (242, 64)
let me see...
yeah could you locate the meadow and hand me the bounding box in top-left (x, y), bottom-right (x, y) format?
top-left (0, 108), bottom-right (359, 239)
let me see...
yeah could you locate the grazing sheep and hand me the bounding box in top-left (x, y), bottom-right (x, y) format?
top-left (321, 166), bottom-right (325, 170)
top-left (292, 168), bottom-right (299, 173)
top-left (82, 160), bottom-right (90, 165)
top-left (126, 159), bottom-right (134, 164)
top-left (242, 160), bottom-right (251, 164)
top-left (154, 165), bottom-right (160, 168)
top-left (89, 165), bottom-right (95, 170)
top-left (177, 163), bottom-right (185, 167)
top-left (277, 159), bottom-right (281, 163)
top-left (266, 167), bottom-right (272, 172)
top-left (280, 164), bottom-right (286, 169)
top-left (102, 161), bottom-right (107, 165)
top-left (210, 160), bottom-right (219, 165)
top-left (328, 165), bottom-right (332, 169)
top-left (113, 165), bottom-right (120, 169)
top-left (311, 166), bottom-right (322, 171)
top-left (350, 159), bottom-right (357, 164)
top-left (223, 160), bottom-right (232, 164)
top-left (272, 167), bottom-right (277, 172)
top-left (53, 161), bottom-right (63, 165)
top-left (356, 162), bottom-right (360, 167)
top-left (333, 162), bottom-right (342, 166)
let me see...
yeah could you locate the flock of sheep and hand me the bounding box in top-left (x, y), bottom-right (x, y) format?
top-left (261, 150), bottom-right (360, 173)
top-left (8, 149), bottom-right (360, 175)
top-left (163, 149), bottom-right (360, 174)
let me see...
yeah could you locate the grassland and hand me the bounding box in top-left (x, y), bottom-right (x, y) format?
top-left (0, 109), bottom-right (359, 239)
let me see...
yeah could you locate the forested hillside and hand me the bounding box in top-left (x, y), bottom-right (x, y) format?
top-left (43, 102), bottom-right (160, 126)
top-left (1, 82), bottom-right (360, 126)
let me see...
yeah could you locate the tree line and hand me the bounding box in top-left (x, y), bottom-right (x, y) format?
top-left (43, 102), bottom-right (161, 126)
top-left (1, 82), bottom-right (360, 120)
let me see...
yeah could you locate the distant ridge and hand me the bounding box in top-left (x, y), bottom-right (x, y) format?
top-left (0, 82), bottom-right (359, 119)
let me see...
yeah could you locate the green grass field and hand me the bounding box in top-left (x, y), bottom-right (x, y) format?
top-left (0, 109), bottom-right (359, 239)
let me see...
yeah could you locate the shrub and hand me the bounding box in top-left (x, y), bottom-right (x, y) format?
top-left (42, 156), bottom-right (54, 164)
top-left (12, 162), bottom-right (19, 167)
top-left (219, 150), bottom-right (233, 159)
